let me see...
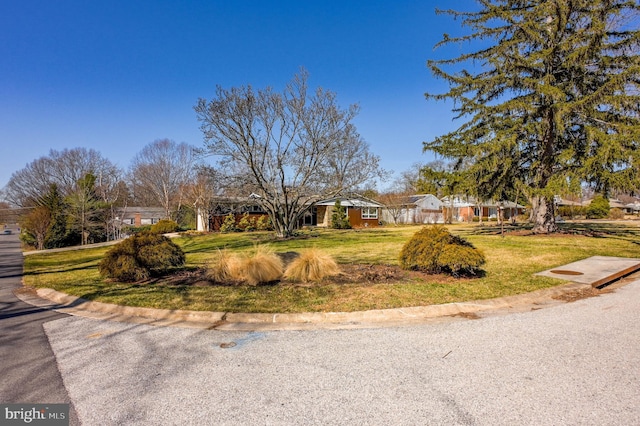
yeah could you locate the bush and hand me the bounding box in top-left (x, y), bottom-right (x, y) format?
top-left (331, 200), bottom-right (352, 229)
top-left (220, 213), bottom-right (237, 233)
top-left (284, 248), bottom-right (341, 282)
top-left (399, 225), bottom-right (485, 276)
top-left (151, 219), bottom-right (180, 234)
top-left (586, 195), bottom-right (610, 219)
top-left (99, 233), bottom-right (186, 282)
top-left (436, 245), bottom-right (486, 276)
top-left (237, 213), bottom-right (257, 231)
top-left (608, 208), bottom-right (625, 220)
top-left (255, 215), bottom-right (272, 231)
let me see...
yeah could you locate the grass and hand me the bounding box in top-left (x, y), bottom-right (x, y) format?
top-left (22, 222), bottom-right (640, 313)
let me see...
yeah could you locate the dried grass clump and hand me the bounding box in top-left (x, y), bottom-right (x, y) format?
top-left (241, 245), bottom-right (284, 285)
top-left (206, 250), bottom-right (243, 283)
top-left (284, 248), bottom-right (341, 282)
top-left (207, 246), bottom-right (284, 285)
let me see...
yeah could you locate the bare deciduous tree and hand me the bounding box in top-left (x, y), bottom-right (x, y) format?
top-left (4, 148), bottom-right (121, 208)
top-left (183, 165), bottom-right (222, 231)
top-left (128, 139), bottom-right (199, 219)
top-left (195, 69), bottom-right (384, 238)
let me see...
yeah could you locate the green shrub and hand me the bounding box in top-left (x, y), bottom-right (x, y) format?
top-left (586, 195), bottom-right (610, 219)
top-left (99, 232), bottom-right (186, 282)
top-left (436, 245), bottom-right (486, 276)
top-left (255, 215), bottom-right (272, 231)
top-left (331, 200), bottom-right (352, 229)
top-left (220, 213), bottom-right (237, 233)
top-left (151, 219), bottom-right (180, 234)
top-left (399, 225), bottom-right (485, 276)
top-left (237, 213), bottom-right (256, 231)
top-left (284, 248), bottom-right (341, 282)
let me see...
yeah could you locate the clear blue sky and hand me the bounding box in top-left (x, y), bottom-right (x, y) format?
top-left (0, 0), bottom-right (476, 191)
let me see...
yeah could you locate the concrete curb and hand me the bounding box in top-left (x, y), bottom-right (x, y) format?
top-left (13, 280), bottom-right (613, 331)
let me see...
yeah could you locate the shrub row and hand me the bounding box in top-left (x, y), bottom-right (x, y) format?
top-left (220, 213), bottom-right (273, 233)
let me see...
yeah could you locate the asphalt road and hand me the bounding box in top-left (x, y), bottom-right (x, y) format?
top-left (0, 230), bottom-right (80, 425)
top-left (3, 230), bottom-right (639, 425)
top-left (44, 280), bottom-right (640, 425)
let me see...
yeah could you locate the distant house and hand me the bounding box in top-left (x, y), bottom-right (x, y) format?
top-left (198, 193), bottom-right (384, 231)
top-left (314, 195), bottom-right (384, 228)
top-left (441, 196), bottom-right (525, 222)
top-left (624, 201), bottom-right (640, 215)
top-left (114, 207), bottom-right (166, 227)
top-left (381, 194), bottom-right (443, 224)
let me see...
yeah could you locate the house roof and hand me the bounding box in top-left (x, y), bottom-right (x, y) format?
top-left (114, 207), bottom-right (166, 218)
top-left (315, 195), bottom-right (384, 208)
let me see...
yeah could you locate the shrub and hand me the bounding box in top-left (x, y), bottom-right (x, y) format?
top-left (237, 213), bottom-right (257, 231)
top-left (284, 248), bottom-right (341, 282)
top-left (436, 245), bottom-right (486, 276)
top-left (255, 215), bottom-right (272, 231)
top-left (586, 195), bottom-right (610, 219)
top-left (608, 208), bottom-right (625, 220)
top-left (151, 219), bottom-right (180, 234)
top-left (99, 232), bottom-right (186, 282)
top-left (220, 213), bottom-right (237, 233)
top-left (399, 225), bottom-right (485, 276)
top-left (331, 200), bottom-right (352, 229)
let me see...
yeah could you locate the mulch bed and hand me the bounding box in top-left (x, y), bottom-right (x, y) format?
top-left (151, 263), bottom-right (457, 287)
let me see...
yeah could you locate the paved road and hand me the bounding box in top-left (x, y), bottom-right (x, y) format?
top-left (0, 230), bottom-right (80, 425)
top-left (44, 282), bottom-right (639, 425)
top-left (4, 231), bottom-right (640, 425)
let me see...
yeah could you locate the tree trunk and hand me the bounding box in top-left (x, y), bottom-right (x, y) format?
top-left (531, 195), bottom-right (558, 233)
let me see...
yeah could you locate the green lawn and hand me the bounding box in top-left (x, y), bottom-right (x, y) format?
top-left (22, 222), bottom-right (640, 313)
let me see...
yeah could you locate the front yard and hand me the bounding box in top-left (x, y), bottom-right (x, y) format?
top-left (22, 222), bottom-right (640, 313)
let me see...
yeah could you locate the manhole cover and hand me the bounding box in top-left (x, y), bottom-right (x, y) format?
top-left (550, 269), bottom-right (584, 276)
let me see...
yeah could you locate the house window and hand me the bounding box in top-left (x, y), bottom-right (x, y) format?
top-left (362, 207), bottom-right (378, 220)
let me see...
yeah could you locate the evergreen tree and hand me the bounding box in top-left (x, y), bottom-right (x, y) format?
top-left (425, 1), bottom-right (640, 233)
top-left (331, 200), bottom-right (351, 229)
top-left (67, 173), bottom-right (106, 245)
top-left (37, 184), bottom-right (74, 248)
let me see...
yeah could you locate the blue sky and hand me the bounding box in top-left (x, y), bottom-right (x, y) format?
top-left (0, 0), bottom-right (476, 191)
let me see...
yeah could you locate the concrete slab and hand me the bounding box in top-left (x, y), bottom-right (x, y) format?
top-left (535, 256), bottom-right (640, 288)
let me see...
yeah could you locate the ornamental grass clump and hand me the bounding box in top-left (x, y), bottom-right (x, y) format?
top-left (284, 248), bottom-right (341, 282)
top-left (241, 245), bottom-right (284, 286)
top-left (99, 232), bottom-right (186, 282)
top-left (206, 249), bottom-right (243, 283)
top-left (399, 225), bottom-right (485, 276)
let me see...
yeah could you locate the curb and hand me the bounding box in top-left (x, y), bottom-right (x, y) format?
top-left (13, 279), bottom-right (619, 331)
